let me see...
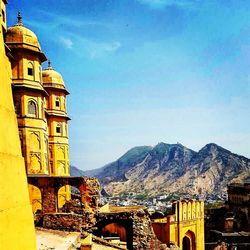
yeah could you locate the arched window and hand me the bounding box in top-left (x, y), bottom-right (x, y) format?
top-left (55, 97), bottom-right (60, 108)
top-left (27, 62), bottom-right (34, 77)
top-left (28, 100), bottom-right (37, 116)
top-left (56, 123), bottom-right (62, 134)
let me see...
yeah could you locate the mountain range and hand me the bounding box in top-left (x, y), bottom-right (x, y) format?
top-left (71, 143), bottom-right (250, 200)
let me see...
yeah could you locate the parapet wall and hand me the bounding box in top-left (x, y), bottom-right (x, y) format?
top-left (174, 199), bottom-right (204, 222)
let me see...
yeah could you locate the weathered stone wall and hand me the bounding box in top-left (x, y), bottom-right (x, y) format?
top-left (60, 198), bottom-right (83, 214)
top-left (43, 213), bottom-right (83, 231)
top-left (80, 178), bottom-right (101, 212)
top-left (95, 208), bottom-right (169, 250)
top-left (42, 211), bottom-right (98, 232)
top-left (28, 176), bottom-right (101, 215)
top-left (132, 209), bottom-right (162, 250)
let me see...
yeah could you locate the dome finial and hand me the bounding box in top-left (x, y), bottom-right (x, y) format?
top-left (47, 59), bottom-right (53, 70)
top-left (17, 11), bottom-right (23, 26)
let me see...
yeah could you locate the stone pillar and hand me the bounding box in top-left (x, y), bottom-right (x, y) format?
top-left (41, 186), bottom-right (58, 213)
top-left (78, 182), bottom-right (87, 210)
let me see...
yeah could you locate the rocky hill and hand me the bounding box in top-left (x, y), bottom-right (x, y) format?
top-left (71, 143), bottom-right (250, 200)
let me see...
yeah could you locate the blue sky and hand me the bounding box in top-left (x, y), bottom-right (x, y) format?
top-left (7, 0), bottom-right (250, 170)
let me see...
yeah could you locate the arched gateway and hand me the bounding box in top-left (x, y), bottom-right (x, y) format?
top-left (183, 230), bottom-right (196, 250)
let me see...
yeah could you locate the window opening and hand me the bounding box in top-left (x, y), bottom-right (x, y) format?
top-left (56, 125), bottom-right (61, 134)
top-left (28, 101), bottom-right (37, 116)
top-left (28, 67), bottom-right (33, 76)
top-left (2, 10), bottom-right (5, 23)
top-left (56, 99), bottom-right (60, 107)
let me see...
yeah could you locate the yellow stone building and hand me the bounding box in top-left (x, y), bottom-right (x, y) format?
top-left (43, 61), bottom-right (71, 207)
top-left (0, 0), bottom-right (36, 249)
top-left (152, 200), bottom-right (205, 250)
top-left (5, 12), bottom-right (48, 176)
top-left (4, 12), bottom-right (71, 212)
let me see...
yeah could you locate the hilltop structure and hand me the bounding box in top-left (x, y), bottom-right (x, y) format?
top-left (4, 12), bottom-right (71, 212)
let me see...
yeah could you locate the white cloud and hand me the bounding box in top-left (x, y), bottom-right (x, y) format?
top-left (137, 0), bottom-right (199, 9)
top-left (88, 41), bottom-right (121, 59)
top-left (66, 32), bottom-right (121, 59)
top-left (59, 36), bottom-right (73, 49)
top-left (57, 33), bottom-right (121, 58)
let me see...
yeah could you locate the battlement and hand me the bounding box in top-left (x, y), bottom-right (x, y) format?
top-left (173, 199), bottom-right (204, 222)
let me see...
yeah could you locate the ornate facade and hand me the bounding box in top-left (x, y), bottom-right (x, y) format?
top-left (152, 200), bottom-right (205, 250)
top-left (43, 62), bottom-right (71, 207)
top-left (4, 12), bottom-right (71, 212)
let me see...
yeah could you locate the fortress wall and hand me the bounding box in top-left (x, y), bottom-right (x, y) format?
top-left (0, 2), bottom-right (36, 248)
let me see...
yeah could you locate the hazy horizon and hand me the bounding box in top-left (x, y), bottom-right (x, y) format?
top-left (8, 0), bottom-right (250, 170)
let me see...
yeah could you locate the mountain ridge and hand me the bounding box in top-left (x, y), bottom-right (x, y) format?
top-left (71, 142), bottom-right (250, 199)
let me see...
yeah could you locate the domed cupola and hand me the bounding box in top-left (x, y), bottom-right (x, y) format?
top-left (5, 11), bottom-right (46, 62)
top-left (43, 60), bottom-right (69, 94)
